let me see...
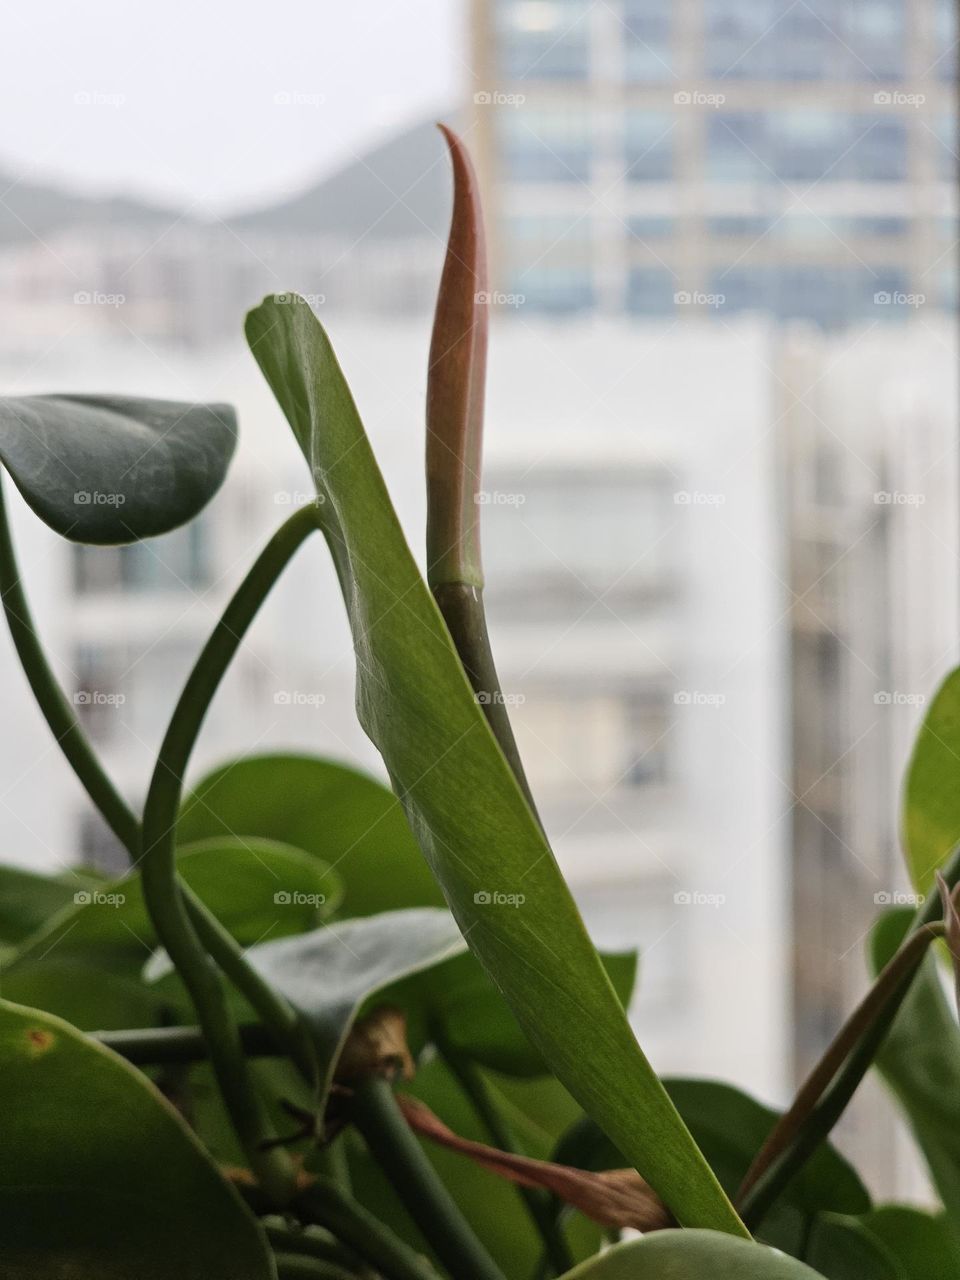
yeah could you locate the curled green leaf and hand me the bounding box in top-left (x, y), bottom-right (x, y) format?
top-left (0, 395), bottom-right (236, 543)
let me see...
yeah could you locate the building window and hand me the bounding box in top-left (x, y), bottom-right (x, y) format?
top-left (620, 0), bottom-right (673, 82)
top-left (707, 113), bottom-right (908, 184)
top-left (705, 0), bottom-right (905, 80)
top-left (624, 111), bottom-right (674, 181)
top-left (496, 0), bottom-right (591, 81)
top-left (712, 265), bottom-right (909, 327)
top-left (627, 267), bottom-right (677, 315)
top-left (499, 109), bottom-right (593, 183)
top-left (73, 518), bottom-right (209, 594)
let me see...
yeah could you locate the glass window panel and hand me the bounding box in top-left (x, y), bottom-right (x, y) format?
top-left (498, 108), bottom-right (593, 182)
top-left (496, 0), bottom-right (591, 81)
top-left (624, 111), bottom-right (675, 181)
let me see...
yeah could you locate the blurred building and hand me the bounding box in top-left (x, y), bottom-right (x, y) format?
top-left (469, 0), bottom-right (957, 325)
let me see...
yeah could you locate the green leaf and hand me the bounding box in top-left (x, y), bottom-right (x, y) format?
top-left (0, 998), bottom-right (274, 1279)
top-left (419, 948), bottom-right (637, 1076)
top-left (245, 907), bottom-right (466, 1106)
top-left (0, 863), bottom-right (100, 944)
top-left (0, 959), bottom-right (165, 1031)
top-left (12, 838), bottom-right (339, 967)
top-left (869, 907), bottom-right (960, 1226)
top-left (803, 1213), bottom-right (899, 1280)
top-left (551, 1079), bottom-right (870, 1258)
top-left (556, 1231), bottom-right (825, 1277)
top-left (0, 395), bottom-right (236, 543)
top-left (903, 665), bottom-right (960, 891)
top-left (178, 753), bottom-right (444, 917)
top-left (245, 295), bottom-right (745, 1236)
top-left (861, 1205), bottom-right (960, 1279)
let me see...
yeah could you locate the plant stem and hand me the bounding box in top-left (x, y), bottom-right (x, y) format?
top-left (96, 1022), bottom-right (282, 1064)
top-left (350, 1075), bottom-right (505, 1280)
top-left (0, 475), bottom-right (141, 853)
top-left (273, 1255), bottom-right (357, 1280)
top-left (738, 877), bottom-right (957, 1229)
top-left (264, 1223), bottom-right (365, 1272)
top-left (140, 504), bottom-right (324, 1199)
top-left (439, 1041), bottom-right (571, 1275)
top-left (431, 582), bottom-right (539, 821)
top-left (295, 1177), bottom-right (442, 1280)
top-left (0, 476), bottom-right (315, 1078)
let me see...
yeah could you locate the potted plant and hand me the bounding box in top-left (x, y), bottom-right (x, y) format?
top-left (0, 127), bottom-right (957, 1280)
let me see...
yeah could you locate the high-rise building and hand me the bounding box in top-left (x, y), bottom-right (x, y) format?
top-left (469, 0), bottom-right (957, 326)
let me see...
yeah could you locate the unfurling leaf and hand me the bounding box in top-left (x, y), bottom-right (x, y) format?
top-left (397, 1093), bottom-right (672, 1232)
top-left (426, 123), bottom-right (488, 592)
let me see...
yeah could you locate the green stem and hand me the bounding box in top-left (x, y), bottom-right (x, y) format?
top-left (265, 1223), bottom-right (365, 1273)
top-left (273, 1255), bottom-right (357, 1280)
top-left (0, 475), bottom-right (141, 853)
top-left (439, 1041), bottom-right (571, 1275)
top-left (350, 1075), bottom-right (505, 1280)
top-left (432, 581), bottom-right (539, 822)
top-left (95, 1022), bottom-right (281, 1064)
top-left (738, 857), bottom-right (960, 1230)
top-left (295, 1177), bottom-right (442, 1280)
top-left (140, 505), bottom-right (324, 1198)
top-left (0, 476), bottom-right (314, 1078)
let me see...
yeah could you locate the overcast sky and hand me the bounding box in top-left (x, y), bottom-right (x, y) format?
top-left (0, 0), bottom-right (465, 212)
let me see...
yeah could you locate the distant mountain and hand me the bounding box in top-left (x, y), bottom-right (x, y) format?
top-left (222, 119), bottom-right (455, 240)
top-left (0, 119), bottom-right (455, 249)
top-left (0, 172), bottom-right (192, 243)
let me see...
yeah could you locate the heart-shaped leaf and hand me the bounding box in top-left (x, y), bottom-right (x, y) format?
top-left (244, 907), bottom-right (466, 1105)
top-left (0, 998), bottom-right (274, 1279)
top-left (902, 666), bottom-right (960, 891)
top-left (178, 753), bottom-right (444, 916)
top-left (0, 395), bottom-right (237, 543)
top-left (0, 863), bottom-right (102, 945)
top-left (556, 1230), bottom-right (825, 1277)
top-left (245, 295), bottom-right (744, 1235)
top-left (0, 959), bottom-right (165, 1031)
top-left (12, 838), bottom-right (339, 968)
top-left (869, 907), bottom-right (960, 1226)
top-left (861, 1206), bottom-right (960, 1279)
top-left (803, 1213), bottom-right (899, 1279)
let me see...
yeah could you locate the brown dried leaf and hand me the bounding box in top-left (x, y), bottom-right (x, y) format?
top-left (398, 1093), bottom-right (672, 1232)
top-left (336, 1005), bottom-right (415, 1083)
